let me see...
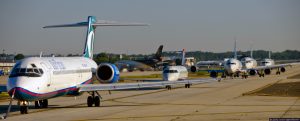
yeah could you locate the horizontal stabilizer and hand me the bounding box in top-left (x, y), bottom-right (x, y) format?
top-left (44, 22), bottom-right (148, 28)
top-left (43, 22), bottom-right (88, 28)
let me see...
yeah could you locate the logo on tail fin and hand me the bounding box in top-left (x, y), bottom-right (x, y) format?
top-left (83, 16), bottom-right (96, 59)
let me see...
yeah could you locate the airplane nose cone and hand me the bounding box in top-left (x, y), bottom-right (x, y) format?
top-left (7, 77), bottom-right (29, 100)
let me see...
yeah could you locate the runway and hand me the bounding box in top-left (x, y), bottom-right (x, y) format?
top-left (1, 66), bottom-right (300, 121)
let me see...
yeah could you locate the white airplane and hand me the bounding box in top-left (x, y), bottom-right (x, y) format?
top-left (240, 44), bottom-right (258, 69)
top-left (190, 40), bottom-right (299, 79)
top-left (191, 40), bottom-right (244, 78)
top-left (247, 50), bottom-right (299, 77)
top-left (0, 16), bottom-right (216, 118)
top-left (163, 49), bottom-right (188, 81)
top-left (260, 51), bottom-right (275, 66)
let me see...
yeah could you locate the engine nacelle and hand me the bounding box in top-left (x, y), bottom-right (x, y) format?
top-left (190, 66), bottom-right (197, 72)
top-left (249, 69), bottom-right (257, 76)
top-left (96, 63), bottom-right (120, 83)
top-left (280, 67), bottom-right (286, 72)
top-left (210, 71), bottom-right (218, 78)
top-left (264, 69), bottom-right (271, 75)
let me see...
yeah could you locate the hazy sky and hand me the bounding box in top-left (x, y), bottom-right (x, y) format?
top-left (0, 0), bottom-right (299, 55)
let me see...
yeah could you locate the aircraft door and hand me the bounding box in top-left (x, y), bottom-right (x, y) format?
top-left (40, 62), bottom-right (52, 88)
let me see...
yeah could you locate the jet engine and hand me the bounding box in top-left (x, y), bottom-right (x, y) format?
top-left (264, 69), bottom-right (271, 75)
top-left (95, 63), bottom-right (120, 83)
top-left (210, 71), bottom-right (218, 78)
top-left (280, 67), bottom-right (286, 72)
top-left (249, 69), bottom-right (257, 76)
top-left (190, 66), bottom-right (197, 72)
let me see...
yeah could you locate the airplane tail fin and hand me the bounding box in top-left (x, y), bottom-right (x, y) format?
top-left (155, 45), bottom-right (163, 60)
top-left (233, 38), bottom-right (237, 59)
top-left (268, 51), bottom-right (271, 59)
top-left (250, 42), bottom-right (253, 58)
top-left (181, 49), bottom-right (186, 66)
top-left (43, 16), bottom-right (148, 59)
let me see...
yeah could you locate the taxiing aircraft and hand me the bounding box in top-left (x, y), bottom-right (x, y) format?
top-left (115, 45), bottom-right (163, 71)
top-left (191, 40), bottom-right (243, 78)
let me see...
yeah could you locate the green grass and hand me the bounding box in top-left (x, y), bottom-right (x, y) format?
top-left (0, 92), bottom-right (9, 100)
top-left (120, 74), bottom-right (162, 79)
top-left (120, 72), bottom-right (211, 80)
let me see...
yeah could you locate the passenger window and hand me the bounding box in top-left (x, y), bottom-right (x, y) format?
top-left (31, 64), bottom-right (37, 68)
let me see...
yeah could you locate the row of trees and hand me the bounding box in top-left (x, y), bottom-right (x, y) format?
top-left (92, 50), bottom-right (300, 64)
top-left (3, 50), bottom-right (300, 63)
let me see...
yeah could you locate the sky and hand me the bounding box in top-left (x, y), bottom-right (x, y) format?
top-left (0, 0), bottom-right (299, 55)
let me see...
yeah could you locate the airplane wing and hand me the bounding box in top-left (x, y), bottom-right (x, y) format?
top-left (0, 85), bottom-right (6, 93)
top-left (249, 63), bottom-right (299, 71)
top-left (78, 78), bottom-right (217, 92)
top-left (243, 63), bottom-right (300, 75)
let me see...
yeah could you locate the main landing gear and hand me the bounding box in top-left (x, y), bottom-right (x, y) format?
top-left (185, 84), bottom-right (191, 88)
top-left (258, 70), bottom-right (265, 77)
top-left (35, 99), bottom-right (48, 108)
top-left (87, 91), bottom-right (101, 107)
top-left (276, 68), bottom-right (281, 75)
top-left (241, 72), bottom-right (248, 79)
top-left (166, 85), bottom-right (172, 90)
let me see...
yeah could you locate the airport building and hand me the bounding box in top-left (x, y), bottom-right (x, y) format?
top-left (0, 54), bottom-right (16, 75)
top-left (0, 60), bottom-right (15, 75)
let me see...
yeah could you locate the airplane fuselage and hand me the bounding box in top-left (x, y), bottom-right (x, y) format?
top-left (241, 57), bottom-right (258, 69)
top-left (261, 58), bottom-right (275, 66)
top-left (224, 58), bottom-right (242, 75)
top-left (163, 66), bottom-right (188, 81)
top-left (7, 57), bottom-right (97, 101)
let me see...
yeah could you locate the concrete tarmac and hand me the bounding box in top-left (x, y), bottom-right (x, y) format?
top-left (1, 66), bottom-right (300, 121)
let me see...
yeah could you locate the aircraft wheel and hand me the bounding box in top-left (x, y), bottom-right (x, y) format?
top-left (166, 85), bottom-right (171, 90)
top-left (185, 84), bottom-right (190, 88)
top-left (42, 99), bottom-right (48, 108)
top-left (24, 106), bottom-right (28, 114)
top-left (20, 106), bottom-right (28, 114)
top-left (94, 96), bottom-right (100, 107)
top-left (87, 96), bottom-right (93, 107)
top-left (35, 101), bottom-right (40, 108)
top-left (20, 106), bottom-right (24, 114)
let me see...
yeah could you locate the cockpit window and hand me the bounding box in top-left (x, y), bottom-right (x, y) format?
top-left (31, 64), bottom-right (37, 68)
top-left (163, 70), bottom-right (178, 73)
top-left (9, 67), bottom-right (44, 78)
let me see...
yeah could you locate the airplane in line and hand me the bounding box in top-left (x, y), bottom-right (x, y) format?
top-left (191, 39), bottom-right (244, 78)
top-left (0, 16), bottom-right (216, 119)
top-left (115, 45), bottom-right (163, 72)
top-left (247, 50), bottom-right (291, 77)
top-left (190, 40), bottom-right (299, 79)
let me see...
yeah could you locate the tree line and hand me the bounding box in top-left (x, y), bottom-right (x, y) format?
top-left (2, 50), bottom-right (299, 63)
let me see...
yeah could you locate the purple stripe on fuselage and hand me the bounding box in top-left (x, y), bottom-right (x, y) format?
top-left (8, 78), bottom-right (93, 101)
